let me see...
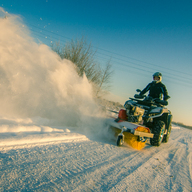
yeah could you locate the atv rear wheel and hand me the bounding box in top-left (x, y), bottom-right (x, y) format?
top-left (150, 120), bottom-right (165, 146)
top-left (117, 135), bottom-right (124, 146)
top-left (162, 124), bottom-right (172, 143)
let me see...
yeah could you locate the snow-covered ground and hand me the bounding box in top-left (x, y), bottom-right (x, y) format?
top-left (0, 120), bottom-right (192, 192)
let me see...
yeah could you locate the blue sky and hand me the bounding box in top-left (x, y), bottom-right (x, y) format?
top-left (1, 0), bottom-right (192, 126)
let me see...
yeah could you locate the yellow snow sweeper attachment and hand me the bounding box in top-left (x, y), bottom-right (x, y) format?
top-left (106, 109), bottom-right (154, 150)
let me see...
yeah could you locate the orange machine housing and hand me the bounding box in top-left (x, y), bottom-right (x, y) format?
top-left (118, 109), bottom-right (127, 121)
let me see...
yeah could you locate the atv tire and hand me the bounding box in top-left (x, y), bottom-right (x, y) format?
top-left (117, 135), bottom-right (124, 146)
top-left (150, 120), bottom-right (165, 146)
top-left (162, 124), bottom-right (172, 143)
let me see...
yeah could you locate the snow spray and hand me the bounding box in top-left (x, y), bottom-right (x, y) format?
top-left (0, 8), bottom-right (104, 132)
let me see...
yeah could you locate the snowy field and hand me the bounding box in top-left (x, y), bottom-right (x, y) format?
top-left (0, 120), bottom-right (192, 192)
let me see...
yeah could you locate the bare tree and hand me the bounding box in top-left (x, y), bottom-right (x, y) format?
top-left (95, 60), bottom-right (113, 97)
top-left (51, 37), bottom-right (113, 97)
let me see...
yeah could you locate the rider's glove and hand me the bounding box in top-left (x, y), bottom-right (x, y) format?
top-left (164, 95), bottom-right (170, 101)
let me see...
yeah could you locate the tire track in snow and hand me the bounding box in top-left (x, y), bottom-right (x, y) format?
top-left (71, 142), bottom-right (175, 191)
top-left (73, 127), bottom-right (192, 191)
top-left (74, 143), bottom-right (170, 191)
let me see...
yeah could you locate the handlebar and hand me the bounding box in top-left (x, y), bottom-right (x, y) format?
top-left (132, 95), bottom-right (168, 106)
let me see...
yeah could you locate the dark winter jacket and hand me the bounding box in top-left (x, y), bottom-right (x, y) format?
top-left (140, 81), bottom-right (169, 100)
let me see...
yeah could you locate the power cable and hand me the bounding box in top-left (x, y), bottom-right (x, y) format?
top-left (26, 23), bottom-right (192, 86)
top-left (97, 55), bottom-right (192, 88)
top-left (96, 51), bottom-right (192, 83)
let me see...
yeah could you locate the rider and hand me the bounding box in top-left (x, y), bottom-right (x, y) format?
top-left (139, 72), bottom-right (169, 101)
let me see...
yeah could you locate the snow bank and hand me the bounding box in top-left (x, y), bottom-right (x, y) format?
top-left (172, 124), bottom-right (180, 129)
top-left (0, 8), bottom-right (104, 134)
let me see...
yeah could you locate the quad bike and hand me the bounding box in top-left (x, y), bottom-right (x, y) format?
top-left (106, 89), bottom-right (172, 150)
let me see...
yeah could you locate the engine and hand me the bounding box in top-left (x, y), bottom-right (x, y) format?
top-left (124, 100), bottom-right (145, 123)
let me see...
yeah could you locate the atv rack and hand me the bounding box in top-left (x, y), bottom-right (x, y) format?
top-left (107, 118), bottom-right (154, 138)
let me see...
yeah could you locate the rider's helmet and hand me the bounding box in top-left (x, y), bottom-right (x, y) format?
top-left (153, 72), bottom-right (162, 82)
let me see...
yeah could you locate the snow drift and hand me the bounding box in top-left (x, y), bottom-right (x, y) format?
top-left (0, 8), bottom-right (103, 133)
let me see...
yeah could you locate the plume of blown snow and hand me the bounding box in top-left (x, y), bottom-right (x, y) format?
top-left (0, 8), bottom-right (104, 131)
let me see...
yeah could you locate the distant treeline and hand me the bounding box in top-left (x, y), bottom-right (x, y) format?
top-left (172, 122), bottom-right (192, 130)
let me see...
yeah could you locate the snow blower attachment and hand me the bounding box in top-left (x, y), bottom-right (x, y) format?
top-left (107, 109), bottom-right (154, 150)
